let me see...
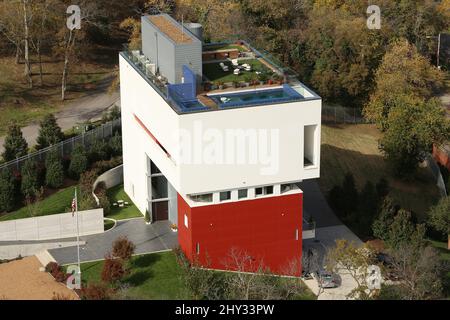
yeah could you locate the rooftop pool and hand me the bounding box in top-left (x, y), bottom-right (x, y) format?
top-left (209, 85), bottom-right (304, 109)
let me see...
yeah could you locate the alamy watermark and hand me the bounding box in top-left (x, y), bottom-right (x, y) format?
top-left (66, 265), bottom-right (81, 290)
top-left (367, 5), bottom-right (381, 30)
top-left (66, 5), bottom-right (81, 31)
top-left (173, 121), bottom-right (281, 176)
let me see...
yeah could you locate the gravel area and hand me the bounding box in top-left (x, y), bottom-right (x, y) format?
top-left (0, 256), bottom-right (78, 300)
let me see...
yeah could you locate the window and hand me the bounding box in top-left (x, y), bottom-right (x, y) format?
top-left (238, 189), bottom-right (248, 199)
top-left (265, 186), bottom-right (273, 195)
top-left (295, 229), bottom-right (299, 241)
top-left (191, 194), bottom-right (213, 203)
top-left (220, 191), bottom-right (231, 201)
top-left (255, 186), bottom-right (273, 197)
top-left (304, 125), bottom-right (317, 167)
top-left (184, 214), bottom-right (188, 228)
top-left (196, 243), bottom-right (200, 254)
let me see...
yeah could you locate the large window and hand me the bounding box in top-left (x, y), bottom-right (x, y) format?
top-left (304, 125), bottom-right (317, 167)
top-left (238, 189), bottom-right (248, 199)
top-left (255, 186), bottom-right (274, 197)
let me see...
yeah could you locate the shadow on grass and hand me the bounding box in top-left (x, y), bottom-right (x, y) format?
top-left (131, 253), bottom-right (162, 268)
top-left (125, 270), bottom-right (154, 286)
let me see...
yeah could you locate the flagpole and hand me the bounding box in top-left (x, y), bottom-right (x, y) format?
top-left (75, 188), bottom-right (81, 280)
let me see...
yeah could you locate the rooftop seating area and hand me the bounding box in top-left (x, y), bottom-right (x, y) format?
top-left (120, 38), bottom-right (319, 114)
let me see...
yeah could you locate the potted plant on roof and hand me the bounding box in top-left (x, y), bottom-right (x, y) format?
top-left (145, 209), bottom-right (152, 225)
top-left (217, 81), bottom-right (224, 90)
top-left (243, 74), bottom-right (252, 87)
top-left (258, 72), bottom-right (269, 85)
top-left (171, 224), bottom-right (178, 232)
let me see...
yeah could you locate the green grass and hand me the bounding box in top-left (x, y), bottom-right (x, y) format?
top-left (78, 251), bottom-right (189, 300)
top-left (203, 59), bottom-right (271, 84)
top-left (319, 124), bottom-right (441, 222)
top-left (106, 184), bottom-right (143, 220)
top-left (0, 185), bottom-right (78, 221)
top-left (104, 219), bottom-right (115, 231)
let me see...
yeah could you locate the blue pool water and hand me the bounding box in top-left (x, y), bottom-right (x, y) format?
top-left (209, 85), bottom-right (303, 109)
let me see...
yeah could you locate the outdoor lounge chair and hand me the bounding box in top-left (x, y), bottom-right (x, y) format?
top-left (243, 63), bottom-right (252, 71)
top-left (234, 68), bottom-right (241, 75)
top-left (220, 62), bottom-right (229, 72)
top-left (232, 59), bottom-right (239, 67)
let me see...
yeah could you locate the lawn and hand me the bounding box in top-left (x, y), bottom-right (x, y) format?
top-left (203, 59), bottom-right (271, 84)
top-left (76, 251), bottom-right (316, 300)
top-left (0, 185), bottom-right (78, 221)
top-left (320, 124), bottom-right (441, 221)
top-left (78, 251), bottom-right (189, 300)
top-left (0, 56), bottom-right (115, 135)
top-left (106, 184), bottom-right (143, 220)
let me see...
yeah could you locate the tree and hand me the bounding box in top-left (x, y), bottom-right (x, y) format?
top-left (363, 39), bottom-right (444, 130)
top-left (372, 196), bottom-right (398, 240)
top-left (112, 236), bottom-right (136, 261)
top-left (386, 243), bottom-right (443, 300)
top-left (385, 209), bottom-right (426, 250)
top-left (379, 96), bottom-right (450, 177)
top-left (36, 114), bottom-right (64, 150)
top-left (2, 124), bottom-right (28, 161)
top-left (21, 159), bottom-right (39, 198)
top-left (45, 151), bottom-right (64, 188)
top-left (101, 254), bottom-right (126, 284)
top-left (428, 197), bottom-right (450, 249)
top-left (0, 169), bottom-right (17, 212)
top-left (69, 146), bottom-right (88, 179)
top-left (325, 239), bottom-right (380, 299)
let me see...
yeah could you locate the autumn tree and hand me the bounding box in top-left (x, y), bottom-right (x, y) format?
top-left (325, 239), bottom-right (380, 300)
top-left (363, 39), bottom-right (444, 130)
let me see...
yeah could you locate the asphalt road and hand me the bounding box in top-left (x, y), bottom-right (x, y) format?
top-left (0, 76), bottom-right (120, 153)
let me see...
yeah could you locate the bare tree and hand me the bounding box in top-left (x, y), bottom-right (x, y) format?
top-left (387, 243), bottom-right (443, 300)
top-left (21, 0), bottom-right (33, 88)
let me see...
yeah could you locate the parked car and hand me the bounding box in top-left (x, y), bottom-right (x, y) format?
top-left (315, 270), bottom-right (340, 289)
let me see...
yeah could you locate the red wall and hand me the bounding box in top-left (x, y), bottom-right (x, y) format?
top-left (177, 193), bottom-right (303, 276)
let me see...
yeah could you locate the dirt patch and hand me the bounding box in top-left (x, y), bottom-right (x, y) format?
top-left (0, 256), bottom-right (79, 300)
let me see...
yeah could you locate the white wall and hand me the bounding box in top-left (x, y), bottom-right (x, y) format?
top-left (0, 209), bottom-right (104, 241)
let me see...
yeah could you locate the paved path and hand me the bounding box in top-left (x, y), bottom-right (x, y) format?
top-left (48, 219), bottom-right (178, 265)
top-left (298, 179), bottom-right (342, 228)
top-left (0, 76), bottom-right (120, 153)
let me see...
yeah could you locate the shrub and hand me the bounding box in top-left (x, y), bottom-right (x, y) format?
top-left (112, 236), bottom-right (136, 261)
top-left (0, 169), bottom-right (17, 212)
top-left (21, 160), bottom-right (39, 198)
top-left (101, 254), bottom-right (126, 283)
top-left (2, 124), bottom-right (28, 162)
top-left (36, 114), bottom-right (64, 150)
top-left (69, 146), bottom-right (88, 179)
top-left (45, 151), bottom-right (64, 188)
top-left (92, 156), bottom-right (123, 174)
top-left (45, 262), bottom-right (67, 283)
top-left (80, 283), bottom-right (112, 300)
top-left (109, 133), bottom-right (122, 157)
top-left (88, 140), bottom-right (109, 163)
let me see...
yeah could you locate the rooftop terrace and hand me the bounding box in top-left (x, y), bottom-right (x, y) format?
top-left (121, 38), bottom-right (320, 114)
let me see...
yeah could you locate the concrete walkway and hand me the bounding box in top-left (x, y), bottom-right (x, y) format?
top-left (48, 219), bottom-right (178, 265)
top-left (0, 76), bottom-right (119, 153)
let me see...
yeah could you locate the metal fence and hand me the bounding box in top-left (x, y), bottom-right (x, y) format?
top-left (0, 118), bottom-right (122, 172)
top-left (322, 105), bottom-right (367, 124)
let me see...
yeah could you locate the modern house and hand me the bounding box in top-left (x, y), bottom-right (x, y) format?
top-left (119, 13), bottom-right (322, 276)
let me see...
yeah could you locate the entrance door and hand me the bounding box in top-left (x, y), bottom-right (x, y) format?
top-left (152, 201), bottom-right (168, 221)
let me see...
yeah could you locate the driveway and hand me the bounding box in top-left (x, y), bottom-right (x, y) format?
top-left (0, 76), bottom-right (119, 153)
top-left (48, 219), bottom-right (178, 265)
